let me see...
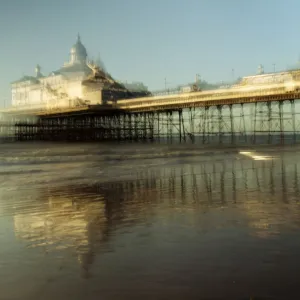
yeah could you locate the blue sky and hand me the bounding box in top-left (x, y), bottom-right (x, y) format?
top-left (0, 0), bottom-right (299, 106)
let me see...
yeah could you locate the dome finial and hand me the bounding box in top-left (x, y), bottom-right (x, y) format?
top-left (35, 64), bottom-right (42, 77)
top-left (77, 33), bottom-right (81, 43)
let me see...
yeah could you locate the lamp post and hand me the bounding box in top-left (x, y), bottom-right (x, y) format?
top-left (164, 78), bottom-right (171, 93)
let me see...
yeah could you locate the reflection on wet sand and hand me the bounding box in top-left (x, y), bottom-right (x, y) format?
top-left (4, 149), bottom-right (300, 298)
top-left (13, 151), bottom-right (300, 254)
top-left (14, 197), bottom-right (105, 278)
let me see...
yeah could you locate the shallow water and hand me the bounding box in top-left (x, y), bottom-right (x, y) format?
top-left (1, 142), bottom-right (300, 299)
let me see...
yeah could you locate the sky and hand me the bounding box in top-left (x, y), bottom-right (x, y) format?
top-left (0, 0), bottom-right (300, 107)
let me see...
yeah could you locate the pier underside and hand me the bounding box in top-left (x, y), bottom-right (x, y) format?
top-left (2, 99), bottom-right (300, 145)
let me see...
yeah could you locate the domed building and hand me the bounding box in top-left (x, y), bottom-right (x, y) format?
top-left (11, 35), bottom-right (149, 110)
top-left (70, 34), bottom-right (88, 64)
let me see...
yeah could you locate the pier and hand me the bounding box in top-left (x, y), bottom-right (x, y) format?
top-left (2, 77), bottom-right (300, 144)
top-left (4, 34), bottom-right (300, 145)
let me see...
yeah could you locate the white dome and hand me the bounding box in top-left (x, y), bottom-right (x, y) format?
top-left (70, 34), bottom-right (87, 63)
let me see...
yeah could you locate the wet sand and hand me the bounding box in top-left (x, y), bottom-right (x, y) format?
top-left (0, 142), bottom-right (300, 299)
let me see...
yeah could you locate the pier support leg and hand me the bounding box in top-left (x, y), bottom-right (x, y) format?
top-left (133, 114), bottom-right (138, 140)
top-left (267, 102), bottom-right (272, 144)
top-left (189, 107), bottom-right (195, 143)
top-left (291, 100), bottom-right (296, 144)
top-left (217, 105), bottom-right (223, 144)
top-left (279, 101), bottom-right (284, 144)
top-left (157, 112), bottom-right (160, 142)
top-left (143, 113), bottom-right (147, 140)
top-left (202, 107), bottom-right (208, 144)
top-left (179, 110), bottom-right (182, 142)
top-left (129, 114), bottom-right (132, 140)
top-left (253, 102), bottom-right (257, 144)
top-left (169, 111), bottom-right (173, 143)
top-left (229, 104), bottom-right (235, 144)
top-left (240, 103), bottom-right (247, 143)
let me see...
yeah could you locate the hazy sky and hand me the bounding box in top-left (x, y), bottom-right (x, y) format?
top-left (0, 0), bottom-right (299, 106)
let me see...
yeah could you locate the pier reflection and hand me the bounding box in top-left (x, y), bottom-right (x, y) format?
top-left (13, 195), bottom-right (105, 278)
top-left (11, 151), bottom-right (300, 274)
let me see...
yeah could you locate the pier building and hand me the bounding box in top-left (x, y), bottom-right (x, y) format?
top-left (11, 35), bottom-right (150, 111)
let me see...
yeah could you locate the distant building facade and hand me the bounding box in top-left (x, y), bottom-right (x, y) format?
top-left (11, 35), bottom-right (149, 109)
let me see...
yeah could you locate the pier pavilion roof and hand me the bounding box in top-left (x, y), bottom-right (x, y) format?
top-left (54, 63), bottom-right (93, 76)
top-left (11, 75), bottom-right (40, 85)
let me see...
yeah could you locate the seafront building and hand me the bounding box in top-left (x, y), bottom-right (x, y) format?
top-left (11, 35), bottom-right (149, 110)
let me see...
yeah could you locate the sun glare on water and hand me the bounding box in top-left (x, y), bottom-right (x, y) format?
top-left (239, 151), bottom-right (276, 161)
